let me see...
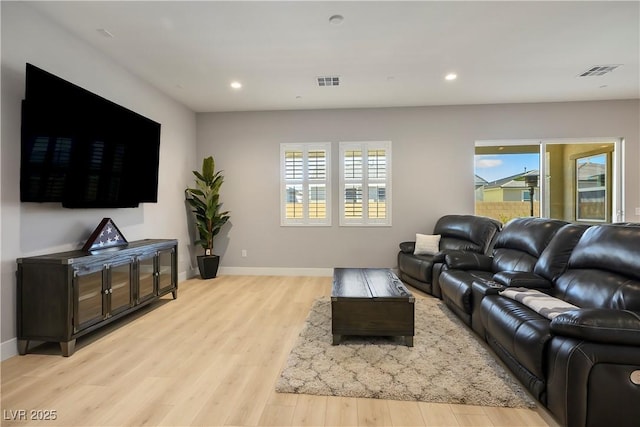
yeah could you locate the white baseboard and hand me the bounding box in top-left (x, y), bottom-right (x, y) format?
top-left (218, 266), bottom-right (333, 277)
top-left (1, 338), bottom-right (18, 361)
top-left (178, 270), bottom-right (191, 282)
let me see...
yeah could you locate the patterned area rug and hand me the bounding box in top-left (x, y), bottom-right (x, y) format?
top-left (276, 297), bottom-right (535, 408)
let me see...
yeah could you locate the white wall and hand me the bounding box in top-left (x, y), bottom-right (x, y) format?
top-left (197, 100), bottom-right (639, 273)
top-left (1, 2), bottom-right (197, 358)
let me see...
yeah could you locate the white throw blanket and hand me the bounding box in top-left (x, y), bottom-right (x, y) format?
top-left (499, 287), bottom-right (579, 320)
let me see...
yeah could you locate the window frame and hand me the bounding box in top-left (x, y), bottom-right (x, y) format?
top-left (474, 138), bottom-right (622, 223)
top-left (575, 152), bottom-right (609, 223)
top-left (280, 142), bottom-right (332, 226)
top-left (339, 141), bottom-right (392, 227)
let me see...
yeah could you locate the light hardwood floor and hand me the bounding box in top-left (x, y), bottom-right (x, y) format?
top-left (1, 276), bottom-right (558, 426)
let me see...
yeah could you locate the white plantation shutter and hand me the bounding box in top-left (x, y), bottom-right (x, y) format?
top-left (280, 143), bottom-right (331, 226)
top-left (367, 148), bottom-right (387, 220)
top-left (343, 149), bottom-right (363, 219)
top-left (340, 141), bottom-right (392, 226)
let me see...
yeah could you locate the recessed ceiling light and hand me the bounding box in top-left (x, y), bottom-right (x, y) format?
top-left (445, 73), bottom-right (457, 81)
top-left (230, 81), bottom-right (242, 89)
top-left (329, 14), bottom-right (344, 25)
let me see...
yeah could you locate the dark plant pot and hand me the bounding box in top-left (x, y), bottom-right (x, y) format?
top-left (197, 255), bottom-right (220, 279)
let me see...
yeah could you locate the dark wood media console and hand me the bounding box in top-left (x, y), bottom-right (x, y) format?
top-left (16, 239), bottom-right (178, 356)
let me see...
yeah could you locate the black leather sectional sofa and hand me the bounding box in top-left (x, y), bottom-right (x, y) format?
top-left (398, 216), bottom-right (640, 427)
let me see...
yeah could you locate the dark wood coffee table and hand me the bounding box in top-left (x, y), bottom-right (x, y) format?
top-left (331, 268), bottom-right (415, 346)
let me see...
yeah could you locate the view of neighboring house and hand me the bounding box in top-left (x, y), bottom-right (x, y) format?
top-left (474, 174), bottom-right (488, 193)
top-left (480, 169), bottom-right (540, 203)
top-left (576, 156), bottom-right (607, 221)
top-left (475, 169), bottom-right (540, 221)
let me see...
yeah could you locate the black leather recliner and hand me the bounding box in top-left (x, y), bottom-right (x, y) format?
top-left (438, 217), bottom-right (568, 325)
top-left (479, 224), bottom-right (640, 427)
top-left (469, 223), bottom-right (589, 339)
top-left (397, 215), bottom-right (501, 297)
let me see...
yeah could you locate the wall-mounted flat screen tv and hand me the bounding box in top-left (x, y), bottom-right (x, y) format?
top-left (20, 63), bottom-right (161, 208)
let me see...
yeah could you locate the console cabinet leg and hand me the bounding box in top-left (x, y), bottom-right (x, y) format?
top-left (17, 339), bottom-right (29, 355)
top-left (172, 288), bottom-right (178, 299)
top-left (60, 340), bottom-right (76, 357)
top-left (332, 334), bottom-right (342, 345)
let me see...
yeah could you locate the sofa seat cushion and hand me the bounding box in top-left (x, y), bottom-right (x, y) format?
top-left (440, 270), bottom-right (493, 314)
top-left (481, 295), bottom-right (552, 379)
top-left (397, 251), bottom-right (435, 283)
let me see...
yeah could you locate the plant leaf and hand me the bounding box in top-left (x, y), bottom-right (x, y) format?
top-left (186, 155), bottom-right (230, 251)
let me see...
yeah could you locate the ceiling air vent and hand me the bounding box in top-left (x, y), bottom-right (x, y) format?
top-left (578, 65), bottom-right (621, 77)
top-left (317, 76), bottom-right (340, 87)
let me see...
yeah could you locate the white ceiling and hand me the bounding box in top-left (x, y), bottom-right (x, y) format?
top-left (29, 1), bottom-right (640, 113)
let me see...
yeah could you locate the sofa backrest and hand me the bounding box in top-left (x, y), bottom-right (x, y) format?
top-left (533, 223), bottom-right (591, 282)
top-left (491, 217), bottom-right (568, 273)
top-left (434, 215), bottom-right (502, 254)
top-left (552, 224), bottom-right (640, 310)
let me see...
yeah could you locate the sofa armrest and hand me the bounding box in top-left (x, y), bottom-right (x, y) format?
top-left (432, 248), bottom-right (458, 263)
top-left (444, 252), bottom-right (492, 271)
top-left (550, 309), bottom-right (640, 346)
top-left (399, 241), bottom-right (415, 254)
top-left (492, 271), bottom-right (553, 289)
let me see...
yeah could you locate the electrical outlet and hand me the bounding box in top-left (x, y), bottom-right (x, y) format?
top-left (241, 249), bottom-right (247, 257)
top-left (636, 207), bottom-right (640, 216)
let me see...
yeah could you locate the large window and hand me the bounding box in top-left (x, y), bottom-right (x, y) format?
top-left (339, 141), bottom-right (392, 226)
top-left (280, 143), bottom-right (331, 226)
top-left (475, 139), bottom-right (621, 224)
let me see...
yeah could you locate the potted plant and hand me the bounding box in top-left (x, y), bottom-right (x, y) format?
top-left (185, 156), bottom-right (230, 279)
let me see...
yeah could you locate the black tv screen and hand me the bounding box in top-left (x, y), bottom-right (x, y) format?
top-left (20, 63), bottom-right (161, 208)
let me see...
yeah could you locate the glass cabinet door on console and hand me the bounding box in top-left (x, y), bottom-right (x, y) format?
top-left (157, 248), bottom-right (176, 296)
top-left (107, 261), bottom-right (133, 316)
top-left (73, 261), bottom-right (134, 333)
top-left (73, 267), bottom-right (105, 333)
top-left (137, 255), bottom-right (156, 304)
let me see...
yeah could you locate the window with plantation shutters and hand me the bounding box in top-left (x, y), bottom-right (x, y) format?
top-left (339, 141), bottom-right (392, 226)
top-left (280, 143), bottom-right (331, 226)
